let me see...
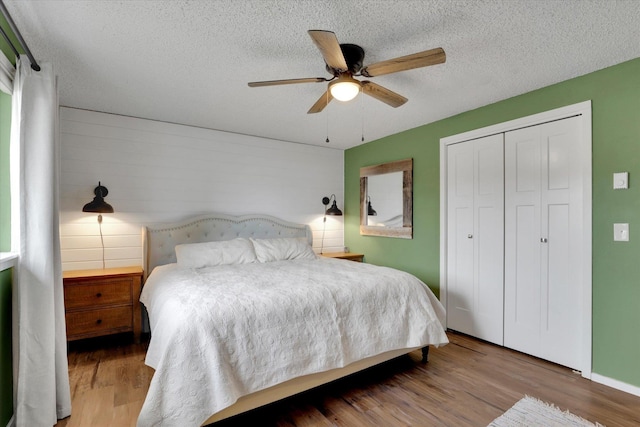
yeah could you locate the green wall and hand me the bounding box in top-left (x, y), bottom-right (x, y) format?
top-left (0, 14), bottom-right (17, 251)
top-left (0, 16), bottom-right (19, 425)
top-left (0, 91), bottom-right (10, 427)
top-left (0, 91), bottom-right (11, 427)
top-left (0, 94), bottom-right (12, 427)
top-left (1, 91), bottom-right (10, 250)
top-left (0, 268), bottom-right (11, 425)
top-left (345, 57), bottom-right (640, 388)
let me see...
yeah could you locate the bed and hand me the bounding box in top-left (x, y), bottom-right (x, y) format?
top-left (138, 213), bottom-right (448, 426)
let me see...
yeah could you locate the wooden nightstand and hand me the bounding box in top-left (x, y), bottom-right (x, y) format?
top-left (320, 252), bottom-right (364, 262)
top-left (63, 266), bottom-right (143, 342)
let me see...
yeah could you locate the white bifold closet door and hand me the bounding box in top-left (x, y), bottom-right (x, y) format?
top-left (446, 134), bottom-right (504, 345)
top-left (504, 116), bottom-right (583, 370)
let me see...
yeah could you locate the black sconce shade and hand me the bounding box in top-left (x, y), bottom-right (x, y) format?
top-left (82, 182), bottom-right (114, 213)
top-left (367, 196), bottom-right (377, 216)
top-left (322, 194), bottom-right (343, 216)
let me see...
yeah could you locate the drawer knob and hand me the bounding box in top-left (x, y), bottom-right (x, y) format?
top-left (96, 292), bottom-right (102, 298)
top-left (96, 319), bottom-right (102, 325)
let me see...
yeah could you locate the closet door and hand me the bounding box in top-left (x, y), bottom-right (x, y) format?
top-left (504, 116), bottom-right (583, 370)
top-left (447, 134), bottom-right (504, 345)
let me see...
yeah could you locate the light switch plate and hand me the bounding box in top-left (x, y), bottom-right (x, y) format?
top-left (614, 223), bottom-right (629, 241)
top-left (613, 172), bottom-right (628, 189)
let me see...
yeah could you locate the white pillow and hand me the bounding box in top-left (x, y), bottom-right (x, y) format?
top-left (250, 237), bottom-right (317, 263)
top-left (175, 238), bottom-right (257, 268)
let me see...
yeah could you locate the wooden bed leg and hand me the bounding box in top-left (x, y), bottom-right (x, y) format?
top-left (421, 346), bottom-right (430, 363)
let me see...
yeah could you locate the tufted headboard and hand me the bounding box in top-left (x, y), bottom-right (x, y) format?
top-left (142, 213), bottom-right (313, 280)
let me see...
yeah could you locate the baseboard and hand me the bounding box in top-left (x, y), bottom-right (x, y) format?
top-left (591, 373), bottom-right (640, 397)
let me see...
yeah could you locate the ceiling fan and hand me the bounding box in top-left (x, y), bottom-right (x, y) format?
top-left (248, 30), bottom-right (446, 114)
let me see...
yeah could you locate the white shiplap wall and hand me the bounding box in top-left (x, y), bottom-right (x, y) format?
top-left (59, 108), bottom-right (344, 271)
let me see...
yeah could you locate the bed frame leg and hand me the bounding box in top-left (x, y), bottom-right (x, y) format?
top-left (421, 346), bottom-right (430, 363)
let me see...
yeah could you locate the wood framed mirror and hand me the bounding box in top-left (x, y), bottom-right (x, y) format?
top-left (360, 158), bottom-right (413, 239)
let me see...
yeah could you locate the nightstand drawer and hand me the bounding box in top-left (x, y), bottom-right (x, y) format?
top-left (66, 306), bottom-right (132, 338)
top-left (64, 280), bottom-right (132, 309)
top-left (63, 266), bottom-right (144, 342)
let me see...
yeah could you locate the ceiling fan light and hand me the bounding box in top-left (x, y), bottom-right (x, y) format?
top-left (329, 76), bottom-right (361, 102)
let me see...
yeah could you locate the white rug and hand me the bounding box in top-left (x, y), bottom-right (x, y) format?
top-left (489, 396), bottom-right (605, 427)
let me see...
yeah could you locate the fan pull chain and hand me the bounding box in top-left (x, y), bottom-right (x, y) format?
top-left (325, 90), bottom-right (330, 143)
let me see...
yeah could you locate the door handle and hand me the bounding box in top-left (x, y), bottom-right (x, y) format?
top-left (468, 234), bottom-right (473, 239)
top-left (541, 238), bottom-right (548, 243)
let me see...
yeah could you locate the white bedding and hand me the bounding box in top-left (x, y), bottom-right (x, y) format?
top-left (138, 258), bottom-right (448, 426)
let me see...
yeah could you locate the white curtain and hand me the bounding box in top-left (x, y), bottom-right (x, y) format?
top-left (10, 57), bottom-right (71, 425)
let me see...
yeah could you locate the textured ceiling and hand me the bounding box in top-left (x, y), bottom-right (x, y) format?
top-left (4, 0), bottom-right (640, 149)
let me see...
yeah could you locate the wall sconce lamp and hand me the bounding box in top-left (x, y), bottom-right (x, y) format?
top-left (320, 194), bottom-right (343, 254)
top-left (82, 182), bottom-right (114, 214)
top-left (82, 182), bottom-right (114, 269)
top-left (322, 194), bottom-right (343, 216)
top-left (366, 196), bottom-right (377, 216)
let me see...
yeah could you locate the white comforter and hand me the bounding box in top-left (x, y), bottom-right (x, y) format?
top-left (138, 258), bottom-right (448, 426)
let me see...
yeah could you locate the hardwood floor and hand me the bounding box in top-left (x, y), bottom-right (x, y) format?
top-left (55, 331), bottom-right (640, 426)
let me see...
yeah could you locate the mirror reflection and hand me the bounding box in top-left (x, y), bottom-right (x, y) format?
top-left (360, 158), bottom-right (413, 239)
top-left (365, 172), bottom-right (403, 227)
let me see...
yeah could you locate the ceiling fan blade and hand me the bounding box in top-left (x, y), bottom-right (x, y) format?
top-left (307, 90), bottom-right (333, 114)
top-left (362, 81), bottom-right (407, 108)
top-left (361, 47), bottom-right (446, 77)
top-left (248, 77), bottom-right (327, 87)
top-left (308, 30), bottom-right (348, 72)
